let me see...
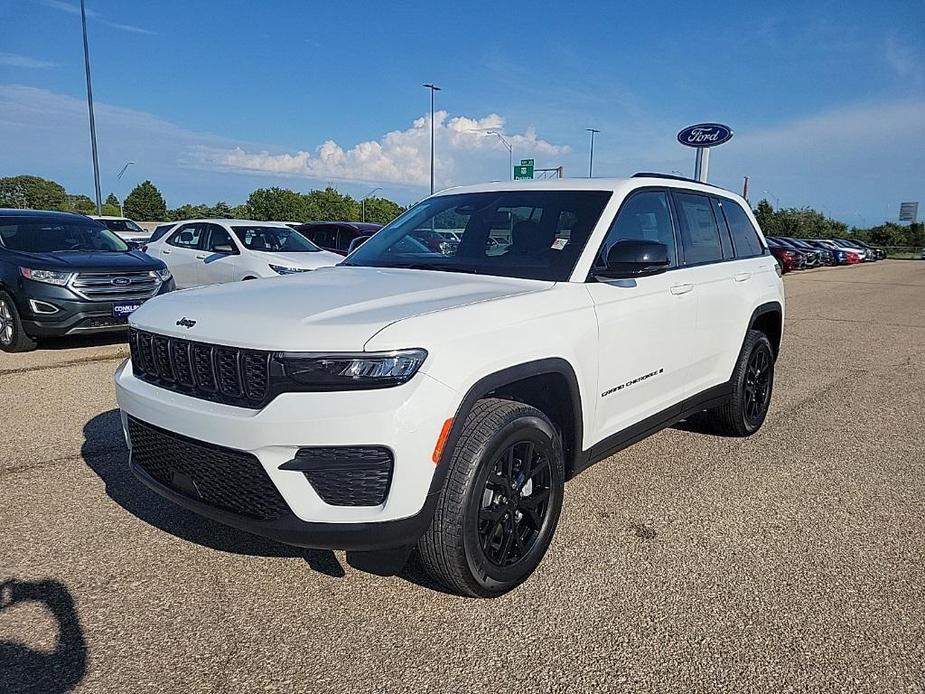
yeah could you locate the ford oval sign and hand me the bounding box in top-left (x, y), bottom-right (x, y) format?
top-left (111, 277), bottom-right (131, 287)
top-left (677, 123), bottom-right (733, 148)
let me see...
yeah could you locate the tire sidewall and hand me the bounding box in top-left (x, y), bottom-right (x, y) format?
top-left (0, 290), bottom-right (28, 353)
top-left (737, 333), bottom-right (774, 434)
top-left (460, 414), bottom-right (564, 593)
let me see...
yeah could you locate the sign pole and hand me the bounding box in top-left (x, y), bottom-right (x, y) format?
top-left (694, 147), bottom-right (710, 182)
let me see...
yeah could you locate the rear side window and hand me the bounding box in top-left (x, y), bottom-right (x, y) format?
top-left (674, 192), bottom-right (723, 265)
top-left (594, 190), bottom-right (678, 269)
top-left (718, 199), bottom-right (764, 258)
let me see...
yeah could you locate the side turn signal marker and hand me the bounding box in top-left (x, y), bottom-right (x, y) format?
top-left (432, 418), bottom-right (454, 464)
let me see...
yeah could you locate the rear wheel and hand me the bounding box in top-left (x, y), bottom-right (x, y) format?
top-left (0, 291), bottom-right (37, 353)
top-left (698, 329), bottom-right (774, 437)
top-left (418, 398), bottom-right (565, 597)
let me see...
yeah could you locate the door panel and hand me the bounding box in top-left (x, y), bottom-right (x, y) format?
top-left (199, 224), bottom-right (239, 285)
top-left (163, 223), bottom-right (204, 288)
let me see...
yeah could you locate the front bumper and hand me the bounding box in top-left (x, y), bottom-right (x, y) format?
top-left (19, 278), bottom-right (175, 337)
top-left (114, 359), bottom-right (461, 549)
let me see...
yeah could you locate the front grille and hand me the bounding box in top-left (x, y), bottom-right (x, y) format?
top-left (281, 447), bottom-right (393, 506)
top-left (129, 328), bottom-right (271, 408)
top-left (127, 417), bottom-right (291, 521)
top-left (70, 271), bottom-right (160, 302)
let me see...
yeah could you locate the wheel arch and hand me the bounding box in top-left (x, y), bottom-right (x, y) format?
top-left (748, 301), bottom-right (783, 356)
top-left (435, 358), bottom-right (584, 480)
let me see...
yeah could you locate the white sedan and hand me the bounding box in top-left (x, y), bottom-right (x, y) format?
top-left (143, 219), bottom-right (341, 289)
top-left (89, 215), bottom-right (151, 244)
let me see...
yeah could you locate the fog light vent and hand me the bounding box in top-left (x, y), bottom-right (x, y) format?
top-left (280, 447), bottom-right (393, 506)
top-left (28, 299), bottom-right (60, 315)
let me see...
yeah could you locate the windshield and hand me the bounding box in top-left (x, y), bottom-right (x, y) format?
top-left (344, 190), bottom-right (612, 281)
top-left (232, 225), bottom-right (321, 253)
top-left (100, 218), bottom-right (145, 233)
top-left (0, 218), bottom-right (129, 252)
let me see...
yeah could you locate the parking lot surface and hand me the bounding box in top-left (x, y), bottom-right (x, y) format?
top-left (1, 261), bottom-right (923, 693)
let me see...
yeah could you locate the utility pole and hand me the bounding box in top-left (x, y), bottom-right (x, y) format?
top-left (361, 186), bottom-right (382, 223)
top-left (81, 0), bottom-right (102, 215)
top-left (116, 161), bottom-right (134, 216)
top-left (586, 128), bottom-right (600, 177)
top-left (423, 84), bottom-right (441, 194)
top-left (487, 130), bottom-right (513, 181)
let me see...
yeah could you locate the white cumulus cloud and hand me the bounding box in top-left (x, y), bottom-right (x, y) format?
top-left (200, 110), bottom-right (570, 187)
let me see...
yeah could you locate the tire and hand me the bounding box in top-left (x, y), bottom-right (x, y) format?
top-left (417, 398), bottom-right (565, 597)
top-left (699, 329), bottom-right (774, 437)
top-left (0, 291), bottom-right (38, 353)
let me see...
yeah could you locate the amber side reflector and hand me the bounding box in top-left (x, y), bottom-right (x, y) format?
top-left (432, 418), bottom-right (454, 464)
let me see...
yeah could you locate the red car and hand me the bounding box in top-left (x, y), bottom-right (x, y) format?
top-left (294, 222), bottom-right (383, 256)
top-left (766, 238), bottom-right (805, 273)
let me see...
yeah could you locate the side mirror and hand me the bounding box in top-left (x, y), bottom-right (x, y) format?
top-left (347, 235), bottom-right (371, 254)
top-left (595, 239), bottom-right (670, 280)
top-left (212, 243), bottom-right (235, 254)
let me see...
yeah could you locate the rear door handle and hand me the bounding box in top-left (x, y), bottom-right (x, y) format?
top-left (670, 283), bottom-right (694, 295)
top-left (162, 249), bottom-right (171, 255)
top-left (734, 272), bottom-right (752, 282)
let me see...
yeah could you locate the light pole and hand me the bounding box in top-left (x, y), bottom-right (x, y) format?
top-left (586, 128), bottom-right (600, 177)
top-left (763, 190), bottom-right (780, 209)
top-left (487, 130), bottom-right (513, 180)
top-left (116, 161), bottom-right (135, 216)
top-left (361, 186), bottom-right (382, 223)
top-left (80, 0), bottom-right (102, 215)
top-left (423, 83), bottom-right (441, 195)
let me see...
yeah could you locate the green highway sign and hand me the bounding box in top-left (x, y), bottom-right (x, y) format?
top-left (514, 163), bottom-right (534, 180)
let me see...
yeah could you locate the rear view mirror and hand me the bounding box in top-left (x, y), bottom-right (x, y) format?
top-left (595, 239), bottom-right (669, 280)
top-left (347, 236), bottom-right (371, 254)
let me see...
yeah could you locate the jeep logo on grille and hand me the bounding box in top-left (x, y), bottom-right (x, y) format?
top-left (176, 317), bottom-right (197, 329)
top-left (111, 277), bottom-right (131, 286)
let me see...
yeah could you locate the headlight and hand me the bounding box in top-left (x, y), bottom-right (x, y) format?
top-left (153, 267), bottom-right (172, 282)
top-left (269, 264), bottom-right (311, 275)
top-left (278, 349), bottom-right (427, 389)
top-left (19, 267), bottom-right (73, 286)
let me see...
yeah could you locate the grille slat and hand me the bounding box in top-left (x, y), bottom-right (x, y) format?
top-left (130, 328), bottom-right (271, 408)
top-left (71, 271), bottom-right (160, 302)
top-left (127, 417), bottom-right (290, 520)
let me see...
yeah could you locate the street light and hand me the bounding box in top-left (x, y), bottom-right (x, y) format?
top-left (423, 83), bottom-right (441, 194)
top-left (763, 190), bottom-right (780, 209)
top-left (116, 161), bottom-right (135, 216)
top-left (80, 0), bottom-right (102, 215)
top-left (361, 186), bottom-right (382, 223)
top-left (586, 128), bottom-right (600, 177)
top-left (486, 130), bottom-right (513, 181)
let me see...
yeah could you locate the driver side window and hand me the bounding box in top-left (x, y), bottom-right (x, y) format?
top-left (168, 223), bottom-right (203, 249)
top-left (595, 191), bottom-right (677, 270)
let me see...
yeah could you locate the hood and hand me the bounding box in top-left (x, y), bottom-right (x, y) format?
top-left (130, 265), bottom-right (551, 351)
top-left (9, 249), bottom-right (163, 271)
top-left (252, 249), bottom-right (342, 270)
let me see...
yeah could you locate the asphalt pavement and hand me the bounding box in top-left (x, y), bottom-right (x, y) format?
top-left (1, 261), bottom-right (923, 693)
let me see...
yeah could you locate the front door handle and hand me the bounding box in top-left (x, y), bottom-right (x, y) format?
top-left (195, 254), bottom-right (207, 260)
top-left (162, 249), bottom-right (171, 255)
top-left (734, 272), bottom-right (752, 283)
top-left (670, 283), bottom-right (694, 295)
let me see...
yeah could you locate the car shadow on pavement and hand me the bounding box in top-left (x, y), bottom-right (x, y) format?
top-left (81, 409), bottom-right (345, 575)
top-left (0, 578), bottom-right (87, 694)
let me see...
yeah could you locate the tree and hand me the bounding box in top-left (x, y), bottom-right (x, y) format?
top-left (361, 196), bottom-right (404, 225)
top-left (304, 187), bottom-right (359, 221)
top-left (169, 204), bottom-right (210, 221)
top-left (245, 187), bottom-right (310, 221)
top-left (753, 199), bottom-right (776, 236)
top-left (123, 180), bottom-right (168, 221)
top-left (207, 201), bottom-right (234, 218)
top-left (0, 175), bottom-right (68, 210)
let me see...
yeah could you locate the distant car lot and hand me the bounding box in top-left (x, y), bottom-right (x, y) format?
top-left (1, 260), bottom-right (922, 692)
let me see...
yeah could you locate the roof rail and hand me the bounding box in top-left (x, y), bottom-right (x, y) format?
top-left (631, 172), bottom-right (725, 189)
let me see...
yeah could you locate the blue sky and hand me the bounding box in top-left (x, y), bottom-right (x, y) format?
top-left (1, 0), bottom-right (923, 224)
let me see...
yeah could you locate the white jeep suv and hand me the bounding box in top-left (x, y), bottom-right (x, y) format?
top-left (115, 174), bottom-right (784, 596)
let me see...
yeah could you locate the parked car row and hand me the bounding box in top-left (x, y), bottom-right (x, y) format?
top-left (765, 236), bottom-right (885, 273)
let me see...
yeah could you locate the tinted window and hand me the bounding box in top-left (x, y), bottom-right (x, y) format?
top-left (206, 225), bottom-right (236, 252)
top-left (346, 190), bottom-right (612, 281)
top-left (594, 190), bottom-right (677, 269)
top-left (149, 224), bottom-right (174, 242)
top-left (719, 199), bottom-right (763, 257)
top-left (168, 224), bottom-right (203, 249)
top-left (232, 225), bottom-right (321, 252)
top-left (674, 192), bottom-right (724, 264)
top-left (0, 217), bottom-right (128, 252)
top-left (336, 227), bottom-right (357, 252)
top-left (308, 225), bottom-right (338, 248)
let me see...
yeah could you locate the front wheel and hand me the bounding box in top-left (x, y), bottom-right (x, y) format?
top-left (700, 329), bottom-right (775, 436)
top-left (418, 398), bottom-right (565, 597)
top-left (0, 291), bottom-right (37, 353)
